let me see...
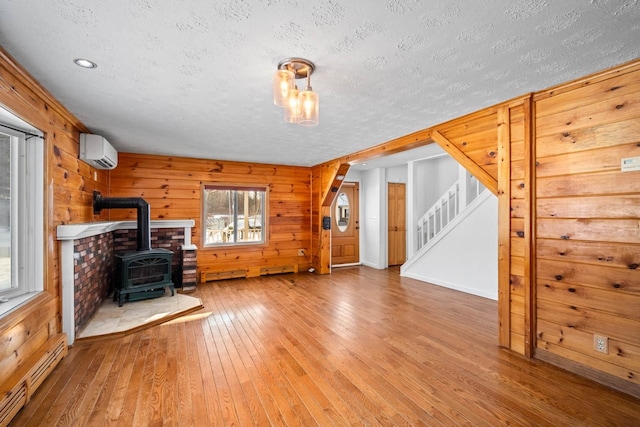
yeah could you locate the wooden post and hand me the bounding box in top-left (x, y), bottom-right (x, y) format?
top-left (497, 106), bottom-right (512, 349)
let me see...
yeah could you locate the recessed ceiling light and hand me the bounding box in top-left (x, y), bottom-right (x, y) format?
top-left (74, 58), bottom-right (97, 69)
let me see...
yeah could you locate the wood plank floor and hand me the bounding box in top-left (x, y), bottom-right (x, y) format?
top-left (11, 266), bottom-right (640, 426)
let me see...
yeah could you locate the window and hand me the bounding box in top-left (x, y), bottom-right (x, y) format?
top-left (0, 123), bottom-right (44, 315)
top-left (203, 185), bottom-right (266, 246)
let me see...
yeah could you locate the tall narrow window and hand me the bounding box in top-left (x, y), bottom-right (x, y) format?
top-left (0, 122), bottom-right (44, 315)
top-left (203, 185), bottom-right (266, 246)
top-left (0, 132), bottom-right (11, 292)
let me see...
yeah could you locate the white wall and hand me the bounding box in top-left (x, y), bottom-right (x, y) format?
top-left (359, 168), bottom-right (387, 269)
top-left (402, 193), bottom-right (498, 300)
top-left (413, 155), bottom-right (458, 222)
top-left (386, 164), bottom-right (407, 183)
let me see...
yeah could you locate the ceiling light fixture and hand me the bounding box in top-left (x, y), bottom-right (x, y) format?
top-left (74, 58), bottom-right (97, 69)
top-left (273, 58), bottom-right (318, 126)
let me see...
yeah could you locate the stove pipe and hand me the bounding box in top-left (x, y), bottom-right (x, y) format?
top-left (93, 191), bottom-right (151, 251)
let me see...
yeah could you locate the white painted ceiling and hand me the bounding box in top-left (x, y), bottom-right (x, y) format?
top-left (0, 1), bottom-right (638, 167)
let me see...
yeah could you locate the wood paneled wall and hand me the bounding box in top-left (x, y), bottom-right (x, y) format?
top-left (0, 47), bottom-right (107, 417)
top-left (107, 153), bottom-right (312, 278)
top-left (533, 62), bottom-right (640, 395)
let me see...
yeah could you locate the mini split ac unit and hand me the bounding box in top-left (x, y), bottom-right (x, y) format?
top-left (79, 133), bottom-right (118, 170)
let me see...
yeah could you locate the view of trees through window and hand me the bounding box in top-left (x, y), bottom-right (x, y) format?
top-left (204, 186), bottom-right (265, 245)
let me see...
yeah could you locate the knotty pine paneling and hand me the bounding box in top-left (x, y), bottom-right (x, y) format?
top-left (501, 101), bottom-right (530, 354)
top-left (108, 153), bottom-right (312, 277)
top-left (537, 239), bottom-right (639, 270)
top-left (439, 110), bottom-right (500, 183)
top-left (536, 117), bottom-right (640, 158)
top-left (534, 63), bottom-right (640, 393)
top-left (0, 47), bottom-right (105, 408)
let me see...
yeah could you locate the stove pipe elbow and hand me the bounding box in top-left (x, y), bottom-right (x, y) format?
top-left (93, 191), bottom-right (151, 251)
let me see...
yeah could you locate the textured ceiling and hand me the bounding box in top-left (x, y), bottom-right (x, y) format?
top-left (0, 0), bottom-right (639, 167)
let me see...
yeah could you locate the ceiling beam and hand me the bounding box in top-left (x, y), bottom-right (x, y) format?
top-left (340, 128), bottom-right (433, 166)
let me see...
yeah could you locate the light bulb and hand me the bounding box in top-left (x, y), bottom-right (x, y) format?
top-left (297, 89), bottom-right (319, 126)
top-left (284, 86), bottom-right (300, 123)
top-left (273, 69), bottom-right (294, 107)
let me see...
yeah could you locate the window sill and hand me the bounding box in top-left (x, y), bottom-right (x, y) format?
top-left (0, 291), bottom-right (41, 318)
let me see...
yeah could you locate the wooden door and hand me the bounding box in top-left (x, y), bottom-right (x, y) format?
top-left (388, 182), bottom-right (406, 266)
top-left (331, 182), bottom-right (359, 265)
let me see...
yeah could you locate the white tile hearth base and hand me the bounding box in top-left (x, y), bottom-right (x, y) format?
top-left (77, 290), bottom-right (203, 341)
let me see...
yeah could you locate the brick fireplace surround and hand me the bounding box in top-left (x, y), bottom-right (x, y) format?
top-left (57, 220), bottom-right (196, 345)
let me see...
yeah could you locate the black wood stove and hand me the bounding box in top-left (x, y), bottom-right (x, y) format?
top-left (94, 191), bottom-right (175, 306)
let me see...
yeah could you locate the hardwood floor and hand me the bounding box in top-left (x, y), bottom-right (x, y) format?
top-left (11, 266), bottom-right (640, 426)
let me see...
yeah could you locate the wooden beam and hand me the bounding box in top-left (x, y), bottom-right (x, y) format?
top-left (523, 95), bottom-right (535, 358)
top-left (341, 128), bottom-right (433, 166)
top-left (322, 163), bottom-right (350, 207)
top-left (497, 106), bottom-right (511, 349)
top-left (431, 130), bottom-right (498, 195)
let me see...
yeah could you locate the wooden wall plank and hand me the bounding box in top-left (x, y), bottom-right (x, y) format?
top-left (537, 170), bottom-right (640, 198)
top-left (536, 218), bottom-right (640, 244)
top-left (537, 340), bottom-right (640, 387)
top-left (537, 195), bottom-right (640, 219)
top-left (537, 258), bottom-right (639, 294)
top-left (537, 280), bottom-right (639, 322)
top-left (537, 299), bottom-right (639, 346)
top-left (535, 117), bottom-right (640, 158)
top-left (536, 74), bottom-right (640, 119)
top-left (537, 318), bottom-right (640, 374)
top-left (536, 143), bottom-right (640, 178)
top-left (536, 88), bottom-right (640, 138)
top-left (536, 239), bottom-right (639, 269)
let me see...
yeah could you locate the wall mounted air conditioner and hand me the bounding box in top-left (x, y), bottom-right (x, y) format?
top-left (79, 133), bottom-right (118, 170)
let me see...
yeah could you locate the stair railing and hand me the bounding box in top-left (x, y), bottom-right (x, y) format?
top-left (416, 181), bottom-right (460, 250)
top-left (416, 175), bottom-right (487, 251)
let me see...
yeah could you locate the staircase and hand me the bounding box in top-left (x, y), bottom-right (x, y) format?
top-left (416, 175), bottom-right (485, 252)
top-left (401, 186), bottom-right (497, 299)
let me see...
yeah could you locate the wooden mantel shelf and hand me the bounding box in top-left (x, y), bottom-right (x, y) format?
top-left (57, 219), bottom-right (195, 241)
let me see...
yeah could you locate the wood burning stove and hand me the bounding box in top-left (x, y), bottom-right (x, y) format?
top-left (94, 191), bottom-right (175, 306)
top-left (114, 248), bottom-right (175, 306)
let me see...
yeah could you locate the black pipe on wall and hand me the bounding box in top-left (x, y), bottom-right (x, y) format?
top-left (93, 191), bottom-right (151, 251)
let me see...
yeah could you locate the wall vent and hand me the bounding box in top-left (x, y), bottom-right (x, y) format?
top-left (27, 336), bottom-right (67, 395)
top-left (0, 382), bottom-right (27, 427)
top-left (0, 333), bottom-right (67, 426)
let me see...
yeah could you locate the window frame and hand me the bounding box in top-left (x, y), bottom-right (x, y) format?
top-left (0, 124), bottom-right (44, 316)
top-left (202, 183), bottom-right (268, 248)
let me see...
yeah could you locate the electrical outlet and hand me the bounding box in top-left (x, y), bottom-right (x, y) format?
top-left (298, 249), bottom-right (305, 256)
top-left (594, 334), bottom-right (609, 354)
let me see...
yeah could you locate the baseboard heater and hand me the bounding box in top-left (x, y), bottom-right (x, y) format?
top-left (200, 264), bottom-right (298, 283)
top-left (0, 333), bottom-right (67, 427)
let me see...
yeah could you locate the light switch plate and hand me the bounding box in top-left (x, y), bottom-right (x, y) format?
top-left (621, 156), bottom-right (640, 172)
